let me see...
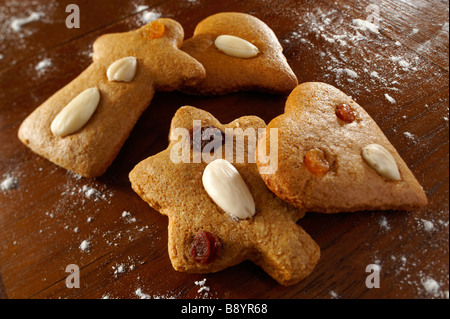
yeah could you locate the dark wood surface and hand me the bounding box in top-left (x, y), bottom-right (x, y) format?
top-left (0, 0), bottom-right (448, 299)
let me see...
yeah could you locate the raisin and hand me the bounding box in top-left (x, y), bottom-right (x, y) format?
top-left (336, 103), bottom-right (357, 123)
top-left (304, 148), bottom-right (330, 176)
top-left (190, 126), bottom-right (225, 153)
top-left (190, 231), bottom-right (222, 264)
top-left (142, 21), bottom-right (166, 40)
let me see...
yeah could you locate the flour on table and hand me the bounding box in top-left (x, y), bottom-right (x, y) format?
top-left (113, 263), bottom-right (126, 277)
top-left (135, 287), bottom-right (177, 299)
top-left (390, 56), bottom-right (412, 70)
top-left (195, 278), bottom-right (211, 296)
top-left (11, 12), bottom-right (43, 31)
top-left (421, 219), bottom-right (434, 232)
top-left (35, 58), bottom-right (52, 76)
top-left (79, 240), bottom-right (91, 252)
top-left (332, 67), bottom-right (359, 82)
top-left (329, 290), bottom-right (339, 299)
top-left (74, 184), bottom-right (113, 202)
top-left (283, 6), bottom-right (427, 107)
top-left (1, 175), bottom-right (18, 191)
top-left (384, 93), bottom-right (396, 104)
top-left (422, 278), bottom-right (440, 296)
top-left (379, 215), bottom-right (390, 231)
top-left (403, 132), bottom-right (417, 143)
top-left (352, 18), bottom-right (380, 34)
top-left (134, 4), bottom-right (149, 12)
top-left (139, 10), bottom-right (162, 24)
top-left (135, 288), bottom-right (151, 299)
top-left (122, 211), bottom-right (136, 223)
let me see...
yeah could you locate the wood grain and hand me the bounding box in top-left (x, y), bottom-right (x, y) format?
top-left (0, 0), bottom-right (448, 299)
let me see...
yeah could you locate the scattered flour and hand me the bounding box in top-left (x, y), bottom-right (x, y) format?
top-left (1, 175), bottom-right (18, 191)
top-left (35, 57), bottom-right (52, 76)
top-left (122, 211), bottom-right (136, 223)
top-left (421, 219), bottom-right (434, 232)
top-left (79, 240), bottom-right (91, 252)
top-left (134, 4), bottom-right (149, 12)
top-left (390, 56), bottom-right (411, 69)
top-left (338, 68), bottom-right (358, 78)
top-left (135, 287), bottom-right (176, 299)
top-left (352, 18), bottom-right (380, 34)
top-left (403, 132), bottom-right (417, 143)
top-left (379, 216), bottom-right (390, 231)
top-left (11, 12), bottom-right (43, 31)
top-left (195, 278), bottom-right (211, 296)
top-left (135, 288), bottom-right (152, 299)
top-left (82, 185), bottom-right (100, 199)
top-left (422, 278), bottom-right (440, 296)
top-left (140, 10), bottom-right (162, 24)
top-left (283, 6), bottom-right (426, 104)
top-left (384, 93), bottom-right (396, 104)
top-left (75, 184), bottom-right (113, 202)
top-left (113, 263), bottom-right (126, 277)
top-left (329, 290), bottom-right (339, 299)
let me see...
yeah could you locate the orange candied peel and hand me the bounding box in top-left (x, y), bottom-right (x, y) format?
top-left (142, 20), bottom-right (166, 40)
top-left (304, 148), bottom-right (330, 176)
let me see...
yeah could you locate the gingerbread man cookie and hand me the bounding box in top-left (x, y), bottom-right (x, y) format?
top-left (180, 12), bottom-right (298, 95)
top-left (18, 19), bottom-right (206, 178)
top-left (129, 106), bottom-right (319, 286)
top-left (257, 82), bottom-right (428, 213)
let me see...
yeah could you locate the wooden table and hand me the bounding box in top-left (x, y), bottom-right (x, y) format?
top-left (0, 0), bottom-right (448, 299)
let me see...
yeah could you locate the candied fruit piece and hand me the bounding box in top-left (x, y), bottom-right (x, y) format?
top-left (190, 126), bottom-right (225, 153)
top-left (336, 103), bottom-right (357, 123)
top-left (304, 148), bottom-right (330, 176)
top-left (142, 20), bottom-right (165, 40)
top-left (190, 230), bottom-right (222, 264)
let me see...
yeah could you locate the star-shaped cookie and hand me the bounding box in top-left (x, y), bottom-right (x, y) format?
top-left (180, 12), bottom-right (298, 95)
top-left (129, 106), bottom-right (320, 286)
top-left (18, 19), bottom-right (205, 178)
top-left (257, 82), bottom-right (428, 213)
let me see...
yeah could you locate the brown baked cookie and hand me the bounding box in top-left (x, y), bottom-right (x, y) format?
top-left (180, 12), bottom-right (298, 95)
top-left (129, 106), bottom-right (320, 286)
top-left (18, 19), bottom-right (206, 178)
top-left (257, 82), bottom-right (428, 213)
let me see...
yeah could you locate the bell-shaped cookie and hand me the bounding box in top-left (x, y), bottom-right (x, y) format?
top-left (18, 19), bottom-right (205, 178)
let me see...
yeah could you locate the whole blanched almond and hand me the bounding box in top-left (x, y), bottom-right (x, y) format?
top-left (214, 35), bottom-right (260, 59)
top-left (362, 144), bottom-right (401, 181)
top-left (202, 159), bottom-right (256, 220)
top-left (51, 87), bottom-right (100, 137)
top-left (106, 56), bottom-right (137, 82)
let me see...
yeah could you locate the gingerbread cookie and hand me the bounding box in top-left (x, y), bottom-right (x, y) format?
top-left (129, 106), bottom-right (320, 286)
top-left (257, 82), bottom-right (428, 213)
top-left (18, 19), bottom-right (206, 178)
top-left (180, 12), bottom-right (298, 95)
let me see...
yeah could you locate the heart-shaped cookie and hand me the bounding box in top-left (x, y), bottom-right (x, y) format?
top-left (180, 12), bottom-right (298, 95)
top-left (257, 82), bottom-right (428, 213)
